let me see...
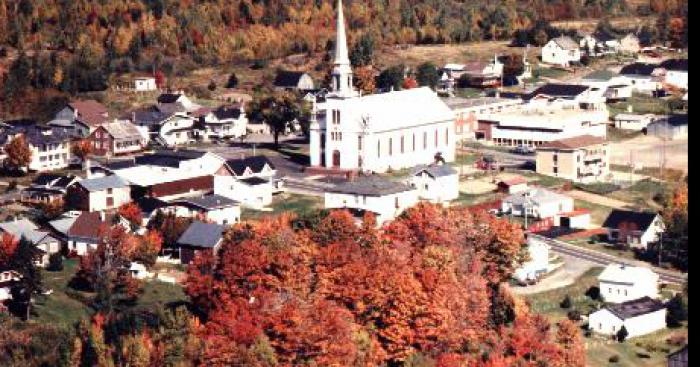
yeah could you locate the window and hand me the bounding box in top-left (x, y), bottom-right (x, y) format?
top-left (377, 140), bottom-right (381, 158)
top-left (107, 188), bottom-right (113, 195)
top-left (445, 128), bottom-right (449, 145)
top-left (435, 130), bottom-right (439, 147)
top-left (106, 197), bottom-right (114, 207)
top-left (389, 138), bottom-right (393, 156)
top-left (358, 135), bottom-right (363, 151)
top-left (423, 132), bottom-right (428, 149)
top-left (553, 167), bottom-right (558, 174)
top-left (413, 134), bottom-right (416, 151)
top-left (400, 136), bottom-right (405, 154)
top-left (553, 154), bottom-right (559, 163)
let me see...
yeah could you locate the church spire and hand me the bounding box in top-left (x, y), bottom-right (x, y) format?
top-left (334, 0), bottom-right (350, 66)
top-left (330, 0), bottom-right (356, 98)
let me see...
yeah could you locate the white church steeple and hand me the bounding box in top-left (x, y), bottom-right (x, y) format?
top-left (330, 0), bottom-right (357, 98)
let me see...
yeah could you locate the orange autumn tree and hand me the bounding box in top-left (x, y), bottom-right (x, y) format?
top-left (118, 202), bottom-right (143, 229)
top-left (4, 135), bottom-right (32, 172)
top-left (0, 232), bottom-right (18, 266)
top-left (186, 204), bottom-right (583, 365)
top-left (71, 139), bottom-right (93, 163)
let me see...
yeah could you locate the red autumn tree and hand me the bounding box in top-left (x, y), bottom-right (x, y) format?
top-left (0, 232), bottom-right (18, 266)
top-left (71, 139), bottom-right (93, 163)
top-left (402, 77), bottom-right (418, 89)
top-left (118, 202), bottom-right (143, 229)
top-left (185, 204), bottom-right (577, 366)
top-left (4, 135), bottom-right (32, 172)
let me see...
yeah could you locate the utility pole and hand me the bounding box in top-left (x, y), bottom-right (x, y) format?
top-left (658, 232), bottom-right (663, 267)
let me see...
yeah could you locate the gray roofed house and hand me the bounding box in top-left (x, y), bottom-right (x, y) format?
top-left (605, 296), bottom-right (666, 320)
top-left (0, 218), bottom-right (61, 266)
top-left (76, 175), bottom-right (130, 192)
top-left (504, 188), bottom-right (571, 206)
top-left (410, 164), bottom-right (457, 178)
top-left (225, 155), bottom-right (276, 177)
top-left (502, 188), bottom-right (575, 219)
top-left (552, 36), bottom-right (579, 50)
top-left (328, 175), bottom-right (414, 196)
top-left (177, 221), bottom-right (226, 249)
top-left (173, 194), bottom-right (238, 211)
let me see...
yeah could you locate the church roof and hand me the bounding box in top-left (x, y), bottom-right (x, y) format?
top-left (328, 87), bottom-right (453, 133)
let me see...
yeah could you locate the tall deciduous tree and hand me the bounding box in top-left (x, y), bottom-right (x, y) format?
top-left (4, 135), bottom-right (32, 173)
top-left (247, 92), bottom-right (302, 147)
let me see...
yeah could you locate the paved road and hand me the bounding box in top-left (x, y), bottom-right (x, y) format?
top-left (532, 234), bottom-right (687, 286)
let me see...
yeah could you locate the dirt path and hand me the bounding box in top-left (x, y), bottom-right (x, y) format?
top-left (566, 190), bottom-right (632, 209)
top-left (511, 253), bottom-right (595, 295)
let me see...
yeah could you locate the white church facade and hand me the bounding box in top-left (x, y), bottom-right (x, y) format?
top-left (309, 0), bottom-right (456, 174)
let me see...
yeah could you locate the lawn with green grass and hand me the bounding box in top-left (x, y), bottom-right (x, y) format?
top-left (607, 95), bottom-right (672, 119)
top-left (242, 193), bottom-right (324, 221)
top-left (607, 179), bottom-right (669, 210)
top-left (573, 199), bottom-right (614, 226)
top-left (525, 267), bottom-right (688, 366)
top-left (34, 258), bottom-right (188, 327)
top-left (518, 171), bottom-right (570, 188)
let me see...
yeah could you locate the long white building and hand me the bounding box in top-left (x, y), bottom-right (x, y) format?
top-left (309, 0), bottom-right (455, 174)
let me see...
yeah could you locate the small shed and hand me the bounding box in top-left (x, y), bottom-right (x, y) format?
top-left (497, 176), bottom-right (529, 194)
top-left (555, 209), bottom-right (591, 229)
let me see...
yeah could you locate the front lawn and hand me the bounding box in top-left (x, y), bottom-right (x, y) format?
top-left (34, 258), bottom-right (188, 327)
top-left (524, 267), bottom-right (688, 366)
top-left (241, 193), bottom-right (324, 221)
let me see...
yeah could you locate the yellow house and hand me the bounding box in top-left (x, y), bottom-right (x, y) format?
top-left (536, 135), bottom-right (610, 183)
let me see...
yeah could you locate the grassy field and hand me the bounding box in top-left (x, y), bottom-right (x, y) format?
top-left (524, 267), bottom-right (688, 367)
top-left (607, 126), bottom-right (644, 142)
top-left (574, 199), bottom-right (614, 226)
top-left (607, 179), bottom-right (668, 210)
top-left (607, 95), bottom-right (671, 118)
top-left (33, 258), bottom-right (187, 327)
top-left (242, 193), bottom-right (324, 221)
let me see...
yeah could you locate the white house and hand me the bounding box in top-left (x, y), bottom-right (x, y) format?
top-left (554, 209), bottom-right (592, 229)
top-left (541, 36), bottom-right (581, 67)
top-left (133, 76), bottom-right (157, 92)
top-left (0, 126), bottom-right (72, 172)
top-left (49, 211), bottom-right (130, 256)
top-left (579, 70), bottom-right (633, 101)
top-left (502, 188), bottom-right (574, 219)
top-left (0, 218), bottom-right (62, 267)
top-left (0, 269), bottom-right (21, 301)
top-left (659, 59), bottom-right (688, 90)
top-left (588, 297), bottom-right (667, 338)
top-left (613, 114), bottom-right (659, 131)
top-left (214, 156), bottom-right (278, 209)
top-left (67, 175), bottom-right (132, 212)
top-left (514, 234), bottom-right (551, 283)
top-left (602, 210), bottom-right (665, 250)
top-left (309, 1), bottom-right (455, 174)
top-left (169, 194), bottom-right (241, 225)
top-left (598, 264), bottom-right (659, 304)
top-left (619, 63), bottom-right (664, 95)
top-left (324, 175), bottom-right (419, 225)
top-left (408, 164), bottom-right (459, 204)
top-left (196, 105), bottom-right (248, 141)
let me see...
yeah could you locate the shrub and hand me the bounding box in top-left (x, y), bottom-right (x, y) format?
top-left (616, 326), bottom-right (628, 342)
top-left (666, 293), bottom-right (688, 327)
top-left (5, 180), bottom-right (17, 193)
top-left (567, 309), bottom-right (582, 321)
top-left (608, 355), bottom-right (620, 363)
top-left (208, 80), bottom-right (217, 91)
top-left (586, 286), bottom-right (601, 300)
top-left (226, 73), bottom-right (239, 88)
top-left (47, 253), bottom-right (63, 272)
top-left (560, 295), bottom-right (572, 309)
top-left (251, 59), bottom-right (268, 70)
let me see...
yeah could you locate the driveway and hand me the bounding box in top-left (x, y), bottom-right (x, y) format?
top-left (511, 253), bottom-right (596, 295)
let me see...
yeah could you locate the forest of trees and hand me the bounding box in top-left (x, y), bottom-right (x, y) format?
top-left (0, 0), bottom-right (689, 116)
top-left (1, 204), bottom-right (588, 366)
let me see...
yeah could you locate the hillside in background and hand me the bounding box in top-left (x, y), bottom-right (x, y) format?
top-left (0, 0), bottom-right (688, 118)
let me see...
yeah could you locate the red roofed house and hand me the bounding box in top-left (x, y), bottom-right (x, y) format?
top-left (52, 100), bottom-right (110, 137)
top-left (48, 211), bottom-right (130, 256)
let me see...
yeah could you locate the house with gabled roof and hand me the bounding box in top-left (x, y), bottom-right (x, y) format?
top-left (51, 100), bottom-right (110, 137)
top-left (598, 263), bottom-right (659, 304)
top-left (273, 70), bottom-right (315, 92)
top-left (0, 218), bottom-right (61, 267)
top-left (659, 58), bottom-right (688, 90)
top-left (214, 155), bottom-right (279, 208)
top-left (49, 211), bottom-right (130, 256)
top-left (619, 62), bottom-right (664, 95)
top-left (324, 174), bottom-right (419, 225)
top-left (542, 36), bottom-right (581, 66)
top-left (408, 164), bottom-right (459, 204)
top-left (175, 221), bottom-right (227, 265)
top-left (67, 175), bottom-right (131, 212)
top-left (501, 188), bottom-right (574, 220)
top-left (169, 194), bottom-right (241, 225)
top-left (588, 296), bottom-right (667, 338)
top-left (0, 125), bottom-right (73, 172)
top-left (602, 209), bottom-right (664, 249)
top-left (195, 104), bottom-right (248, 141)
top-left (88, 120), bottom-right (145, 156)
top-left (20, 173), bottom-right (79, 205)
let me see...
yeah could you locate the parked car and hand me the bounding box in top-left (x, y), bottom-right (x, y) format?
top-left (512, 145), bottom-right (535, 155)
